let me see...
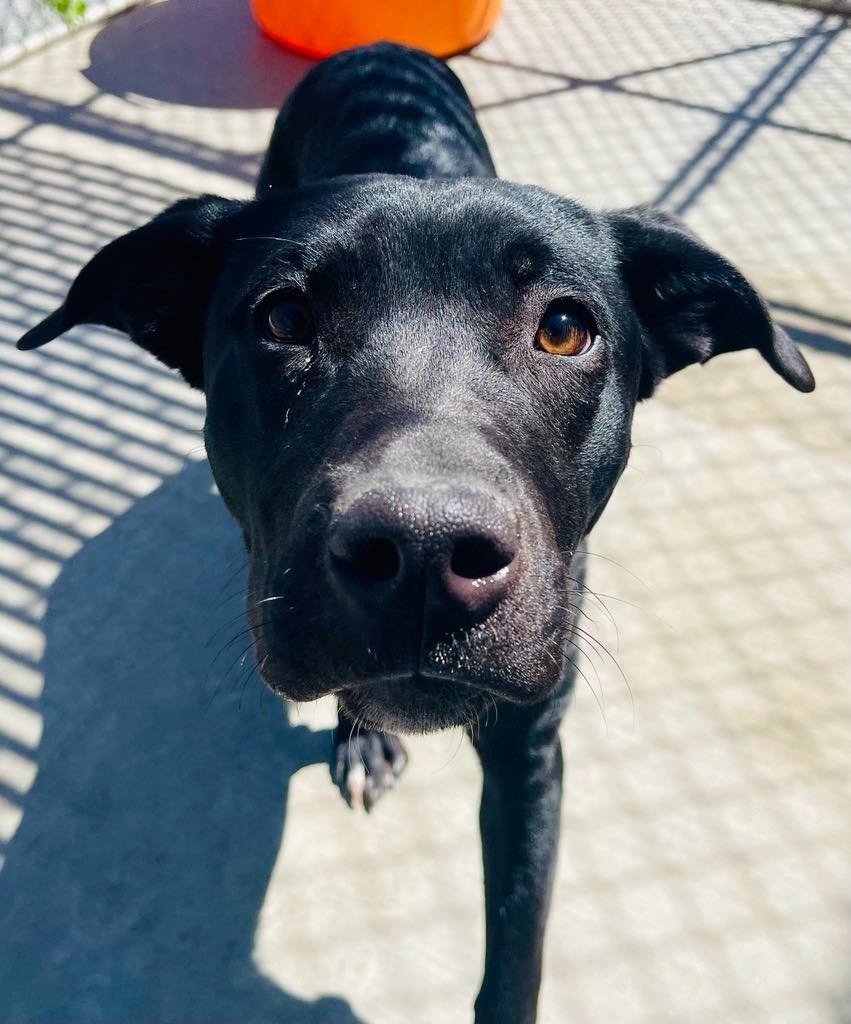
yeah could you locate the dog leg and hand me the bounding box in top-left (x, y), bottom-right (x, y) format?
top-left (331, 704), bottom-right (408, 812)
top-left (471, 696), bottom-right (565, 1024)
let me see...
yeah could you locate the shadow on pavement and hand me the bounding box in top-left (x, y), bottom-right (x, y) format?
top-left (84, 0), bottom-right (313, 109)
top-left (0, 457), bottom-right (362, 1023)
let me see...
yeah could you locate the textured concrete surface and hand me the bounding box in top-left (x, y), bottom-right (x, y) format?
top-left (0, 2), bottom-right (849, 1022)
top-left (0, 0), bottom-right (136, 68)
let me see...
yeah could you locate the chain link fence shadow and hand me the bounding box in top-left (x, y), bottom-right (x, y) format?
top-left (0, 1), bottom-right (849, 1022)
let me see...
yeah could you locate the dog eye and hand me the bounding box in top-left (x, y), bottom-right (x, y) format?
top-left (535, 302), bottom-right (595, 357)
top-left (259, 291), bottom-right (314, 344)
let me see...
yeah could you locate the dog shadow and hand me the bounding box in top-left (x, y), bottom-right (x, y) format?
top-left (83, 0), bottom-right (313, 109)
top-left (0, 457), bottom-right (362, 1023)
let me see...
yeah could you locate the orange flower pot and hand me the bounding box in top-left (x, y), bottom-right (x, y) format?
top-left (251, 0), bottom-right (503, 60)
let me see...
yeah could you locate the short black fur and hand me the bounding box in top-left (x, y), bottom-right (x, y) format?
top-left (18, 42), bottom-right (814, 1024)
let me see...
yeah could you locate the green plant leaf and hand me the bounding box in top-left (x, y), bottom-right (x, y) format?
top-left (39, 0), bottom-right (87, 24)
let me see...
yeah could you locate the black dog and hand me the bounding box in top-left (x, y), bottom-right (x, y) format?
top-left (19, 43), bottom-right (814, 1024)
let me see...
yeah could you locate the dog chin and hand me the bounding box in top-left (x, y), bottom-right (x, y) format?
top-left (338, 674), bottom-right (492, 735)
top-left (256, 659), bottom-right (489, 732)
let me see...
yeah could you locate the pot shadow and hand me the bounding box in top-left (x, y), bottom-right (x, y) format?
top-left (84, 0), bottom-right (313, 109)
top-left (0, 457), bottom-right (361, 1023)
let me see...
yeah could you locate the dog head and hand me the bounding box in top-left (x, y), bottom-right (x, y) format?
top-left (19, 176), bottom-right (813, 732)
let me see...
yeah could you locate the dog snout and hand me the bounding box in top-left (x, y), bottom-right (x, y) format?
top-left (327, 487), bottom-right (519, 619)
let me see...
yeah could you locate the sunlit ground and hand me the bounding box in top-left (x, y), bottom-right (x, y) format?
top-left (0, 1), bottom-right (849, 1022)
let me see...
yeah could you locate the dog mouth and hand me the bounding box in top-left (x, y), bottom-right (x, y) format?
top-left (247, 582), bottom-right (571, 734)
top-left (336, 673), bottom-right (494, 734)
top-left (244, 490), bottom-right (572, 733)
top-left (253, 632), bottom-right (498, 732)
top-left (254, 633), bottom-right (557, 733)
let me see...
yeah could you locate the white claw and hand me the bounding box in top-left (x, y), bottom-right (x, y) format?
top-left (346, 763), bottom-right (366, 808)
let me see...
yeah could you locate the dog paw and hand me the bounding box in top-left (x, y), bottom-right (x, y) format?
top-left (331, 728), bottom-right (408, 811)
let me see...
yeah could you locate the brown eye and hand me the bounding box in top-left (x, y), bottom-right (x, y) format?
top-left (535, 302), bottom-right (595, 357)
top-left (260, 291), bottom-right (313, 344)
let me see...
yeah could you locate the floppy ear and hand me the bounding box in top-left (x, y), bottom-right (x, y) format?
top-left (17, 195), bottom-right (243, 389)
top-left (609, 205), bottom-right (814, 399)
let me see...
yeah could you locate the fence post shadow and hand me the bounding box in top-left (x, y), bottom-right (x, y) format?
top-left (0, 456), bottom-right (363, 1024)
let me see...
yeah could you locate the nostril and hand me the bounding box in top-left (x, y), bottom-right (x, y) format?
top-left (450, 536), bottom-right (514, 581)
top-left (333, 536), bottom-right (401, 585)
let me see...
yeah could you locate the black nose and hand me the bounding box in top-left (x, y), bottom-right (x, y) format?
top-left (327, 488), bottom-right (519, 618)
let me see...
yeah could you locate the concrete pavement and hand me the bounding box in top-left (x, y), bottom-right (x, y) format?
top-left (1, 2), bottom-right (849, 1021)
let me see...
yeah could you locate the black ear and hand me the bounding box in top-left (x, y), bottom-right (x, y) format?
top-left (17, 195), bottom-right (243, 389)
top-left (610, 205), bottom-right (814, 399)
